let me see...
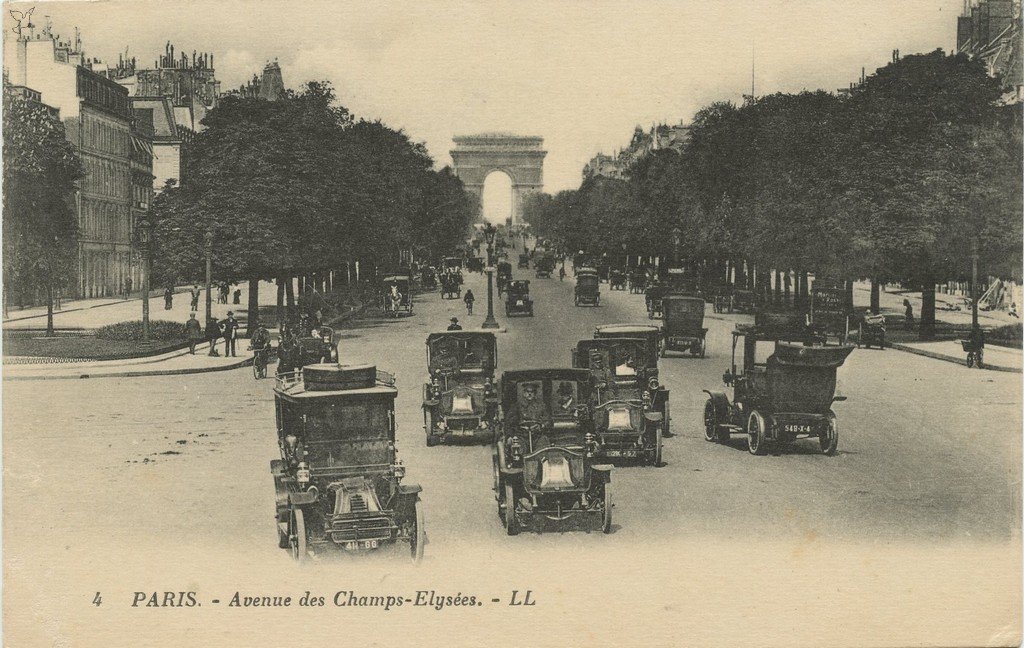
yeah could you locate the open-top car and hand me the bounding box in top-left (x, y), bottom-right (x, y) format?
top-left (857, 313), bottom-right (886, 349)
top-left (661, 294), bottom-right (708, 357)
top-left (593, 324), bottom-right (671, 434)
top-left (703, 312), bottom-right (853, 455)
top-left (492, 369), bottom-right (613, 534)
top-left (297, 326), bottom-right (339, 366)
top-left (505, 280), bottom-right (534, 317)
top-left (272, 364), bottom-right (424, 563)
top-left (422, 332), bottom-right (499, 445)
top-left (534, 254), bottom-right (556, 278)
top-left (381, 275), bottom-right (413, 317)
top-left (572, 338), bottom-right (664, 465)
top-left (575, 268), bottom-right (601, 306)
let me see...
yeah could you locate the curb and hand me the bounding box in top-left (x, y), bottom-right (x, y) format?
top-left (888, 342), bottom-right (1021, 374)
top-left (3, 355), bottom-right (253, 382)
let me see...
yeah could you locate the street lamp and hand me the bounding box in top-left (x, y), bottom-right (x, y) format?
top-left (671, 227), bottom-right (682, 268)
top-left (482, 222), bottom-right (500, 330)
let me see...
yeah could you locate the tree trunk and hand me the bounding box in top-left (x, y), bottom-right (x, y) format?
top-left (247, 278), bottom-right (259, 337)
top-left (285, 275), bottom-right (295, 318)
top-left (920, 274), bottom-right (936, 340)
top-left (797, 271), bottom-right (808, 309)
top-left (276, 276), bottom-right (285, 330)
top-left (845, 279), bottom-right (855, 313)
top-left (774, 269), bottom-right (782, 306)
top-left (870, 278), bottom-right (880, 314)
top-left (46, 284), bottom-right (54, 337)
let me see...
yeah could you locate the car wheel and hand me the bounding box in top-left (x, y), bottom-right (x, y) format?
top-left (504, 483), bottom-right (519, 536)
top-left (703, 399), bottom-right (717, 442)
top-left (601, 483), bottom-right (613, 533)
top-left (652, 426), bottom-right (663, 466)
top-left (289, 507), bottom-right (307, 563)
top-left (410, 497), bottom-right (425, 563)
top-left (698, 338), bottom-right (707, 358)
top-left (277, 510), bottom-right (290, 549)
top-left (820, 411), bottom-right (839, 456)
top-left (747, 410), bottom-right (767, 456)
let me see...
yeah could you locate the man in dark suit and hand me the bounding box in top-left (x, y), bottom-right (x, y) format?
top-left (222, 311), bottom-right (240, 357)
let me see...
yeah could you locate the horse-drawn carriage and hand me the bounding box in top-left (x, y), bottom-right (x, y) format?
top-left (466, 256), bottom-right (485, 274)
top-left (574, 268), bottom-right (601, 306)
top-left (272, 364), bottom-right (424, 562)
top-left (628, 268), bottom-right (648, 294)
top-left (703, 313), bottom-right (853, 456)
top-left (422, 332), bottom-right (499, 445)
top-left (492, 369), bottom-right (613, 535)
top-left (419, 266), bottom-right (437, 290)
top-left (645, 283), bottom-right (668, 319)
top-left (609, 269), bottom-right (627, 291)
top-left (496, 261), bottom-right (513, 296)
top-left (381, 275), bottom-right (413, 317)
top-left (440, 273), bottom-right (461, 299)
top-left (661, 295), bottom-right (707, 357)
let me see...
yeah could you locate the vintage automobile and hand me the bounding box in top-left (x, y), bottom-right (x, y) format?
top-left (492, 369), bottom-right (613, 534)
top-left (518, 253), bottom-right (531, 269)
top-left (534, 255), bottom-right (556, 278)
top-left (703, 313), bottom-right (853, 455)
top-left (857, 313), bottom-right (886, 349)
top-left (664, 268), bottom-right (701, 297)
top-left (441, 256), bottom-right (463, 273)
top-left (628, 269), bottom-right (648, 294)
top-left (422, 332), bottom-right (499, 445)
top-left (609, 269), bottom-right (627, 291)
top-left (730, 289), bottom-right (758, 314)
top-left (505, 280), bottom-right (535, 317)
top-left (496, 260), bottom-right (513, 296)
top-left (272, 364), bottom-right (424, 562)
top-left (381, 275), bottom-right (413, 317)
top-left (466, 256), bottom-right (485, 274)
top-left (419, 266), bottom-right (437, 291)
top-left (661, 295), bottom-right (708, 357)
top-left (575, 268), bottom-right (601, 307)
top-left (297, 326), bottom-right (339, 366)
top-left (645, 283), bottom-right (668, 319)
top-left (572, 338), bottom-right (663, 465)
top-left (593, 324), bottom-right (671, 434)
top-left (712, 285), bottom-right (732, 314)
top-left (440, 273), bottom-right (461, 300)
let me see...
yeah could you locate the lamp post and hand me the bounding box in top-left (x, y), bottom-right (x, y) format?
top-left (482, 222), bottom-right (500, 330)
top-left (139, 222), bottom-right (151, 341)
top-left (971, 239), bottom-right (980, 334)
top-left (204, 230), bottom-right (213, 322)
top-left (671, 227), bottom-right (682, 268)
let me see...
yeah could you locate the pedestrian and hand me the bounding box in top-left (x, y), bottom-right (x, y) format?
top-left (903, 298), bottom-right (914, 330)
top-left (464, 289), bottom-right (475, 315)
top-left (222, 311), bottom-right (240, 357)
top-left (447, 317), bottom-right (463, 331)
top-left (233, 288), bottom-right (241, 305)
top-left (164, 286), bottom-right (174, 310)
top-left (205, 316), bottom-right (222, 356)
top-left (1010, 302), bottom-right (1019, 319)
top-left (559, 266), bottom-right (566, 282)
top-left (182, 312), bottom-right (203, 354)
top-left (123, 276), bottom-right (132, 300)
top-left (190, 284), bottom-right (200, 311)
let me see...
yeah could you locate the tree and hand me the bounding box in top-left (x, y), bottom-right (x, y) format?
top-left (2, 86), bottom-right (83, 334)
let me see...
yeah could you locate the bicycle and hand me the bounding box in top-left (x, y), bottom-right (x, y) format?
top-left (960, 339), bottom-right (984, 369)
top-left (251, 345), bottom-right (270, 379)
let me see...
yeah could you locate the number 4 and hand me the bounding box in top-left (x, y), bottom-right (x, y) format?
top-left (92, 592), bottom-right (102, 607)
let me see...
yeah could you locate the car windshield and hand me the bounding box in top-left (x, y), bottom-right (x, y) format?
top-left (665, 298), bottom-right (703, 320)
top-left (429, 335), bottom-right (494, 373)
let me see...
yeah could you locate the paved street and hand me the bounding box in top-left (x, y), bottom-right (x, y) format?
top-left (3, 266), bottom-right (1020, 646)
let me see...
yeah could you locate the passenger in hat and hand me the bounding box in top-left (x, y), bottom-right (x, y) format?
top-left (447, 317), bottom-right (463, 331)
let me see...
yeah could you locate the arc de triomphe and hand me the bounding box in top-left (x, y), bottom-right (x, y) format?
top-left (450, 133), bottom-right (546, 225)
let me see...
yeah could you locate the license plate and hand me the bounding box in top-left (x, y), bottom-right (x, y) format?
top-left (605, 449), bottom-right (637, 457)
top-left (784, 424), bottom-right (812, 434)
top-left (344, 540), bottom-right (379, 550)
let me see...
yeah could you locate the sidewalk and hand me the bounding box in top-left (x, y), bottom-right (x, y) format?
top-left (891, 339), bottom-right (1022, 373)
top-left (2, 339), bottom-right (252, 381)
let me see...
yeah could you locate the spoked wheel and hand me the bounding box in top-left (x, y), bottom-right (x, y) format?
top-left (410, 497), bottom-right (425, 563)
top-left (491, 447), bottom-right (502, 497)
top-left (650, 426), bottom-right (663, 466)
top-left (977, 349), bottom-right (984, 369)
top-left (601, 483), bottom-right (613, 533)
top-left (504, 483), bottom-right (519, 536)
top-left (747, 410), bottom-right (767, 456)
top-left (703, 399), bottom-right (718, 442)
top-left (820, 411), bottom-right (839, 456)
top-left (698, 337), bottom-right (706, 358)
top-left (289, 507), bottom-right (307, 563)
top-left (967, 351), bottom-right (975, 368)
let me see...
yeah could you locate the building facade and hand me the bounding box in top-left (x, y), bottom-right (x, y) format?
top-left (5, 26), bottom-right (138, 299)
top-left (957, 0), bottom-right (1023, 103)
top-left (583, 121), bottom-right (691, 181)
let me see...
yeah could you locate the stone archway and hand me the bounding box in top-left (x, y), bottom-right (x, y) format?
top-left (450, 133), bottom-right (546, 225)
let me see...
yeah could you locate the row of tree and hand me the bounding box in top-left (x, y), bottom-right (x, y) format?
top-left (148, 81), bottom-right (477, 331)
top-left (524, 50), bottom-right (1022, 337)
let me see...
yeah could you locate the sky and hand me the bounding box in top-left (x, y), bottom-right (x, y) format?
top-left (4, 0), bottom-right (964, 194)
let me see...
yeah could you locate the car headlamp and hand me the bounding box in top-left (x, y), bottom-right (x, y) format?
top-left (648, 377), bottom-right (659, 391)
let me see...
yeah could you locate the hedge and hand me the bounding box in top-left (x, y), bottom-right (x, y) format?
top-left (95, 320), bottom-right (185, 341)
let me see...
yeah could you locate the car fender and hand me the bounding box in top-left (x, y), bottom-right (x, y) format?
top-left (288, 491), bottom-right (317, 506)
top-left (398, 484), bottom-right (422, 497)
top-left (591, 464), bottom-right (613, 483)
top-left (702, 390), bottom-right (730, 418)
top-left (643, 411), bottom-right (663, 425)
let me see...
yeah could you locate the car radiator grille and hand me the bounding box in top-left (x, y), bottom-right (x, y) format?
top-left (329, 514), bottom-right (395, 543)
